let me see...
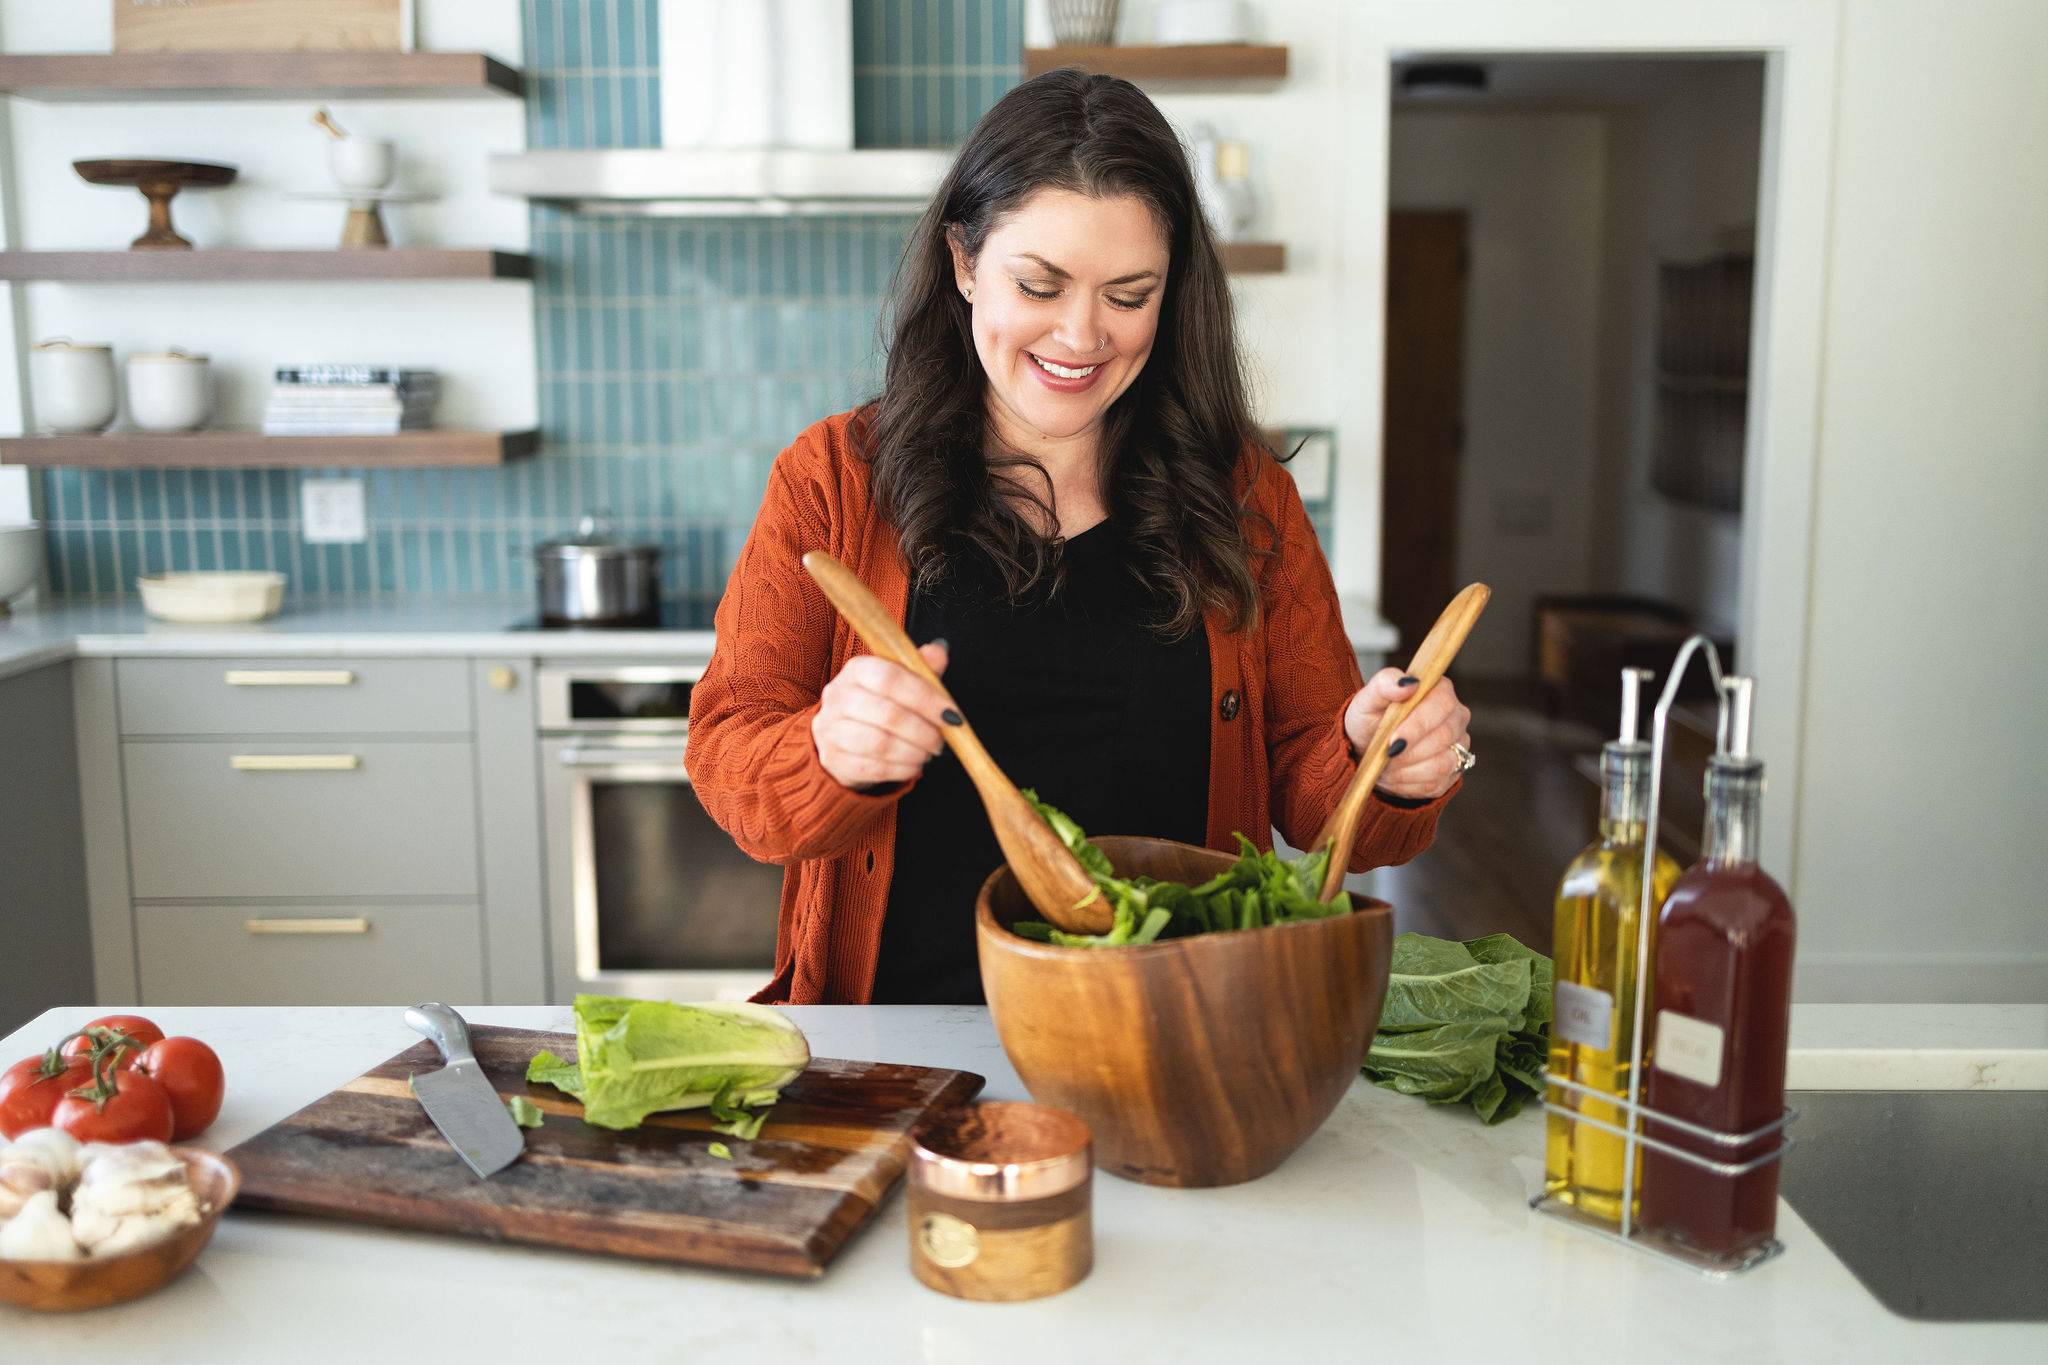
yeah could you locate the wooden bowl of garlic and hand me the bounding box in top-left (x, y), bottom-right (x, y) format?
top-left (0, 1132), bottom-right (239, 1312)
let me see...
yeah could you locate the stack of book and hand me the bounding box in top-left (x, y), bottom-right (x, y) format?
top-left (263, 366), bottom-right (440, 435)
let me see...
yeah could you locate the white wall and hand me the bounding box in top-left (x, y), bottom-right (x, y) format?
top-left (1790, 0), bottom-right (2048, 1002)
top-left (1389, 110), bottom-right (1608, 676)
top-left (1593, 63), bottom-right (1763, 637)
top-left (0, 1), bottom-right (533, 524)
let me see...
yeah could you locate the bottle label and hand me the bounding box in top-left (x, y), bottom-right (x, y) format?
top-left (1655, 1010), bottom-right (1726, 1088)
top-left (1554, 980), bottom-right (1614, 1050)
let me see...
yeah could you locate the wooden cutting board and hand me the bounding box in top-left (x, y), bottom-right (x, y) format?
top-left (227, 1025), bottom-right (984, 1278)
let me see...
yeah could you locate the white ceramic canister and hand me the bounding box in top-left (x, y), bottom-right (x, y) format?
top-left (126, 350), bottom-right (213, 433)
top-left (29, 338), bottom-right (118, 434)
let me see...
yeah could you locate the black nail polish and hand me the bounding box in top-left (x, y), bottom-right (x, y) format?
top-left (1398, 675), bottom-right (1419, 687)
top-left (942, 708), bottom-right (963, 726)
top-left (1388, 737), bottom-right (1407, 757)
top-left (931, 637), bottom-right (949, 651)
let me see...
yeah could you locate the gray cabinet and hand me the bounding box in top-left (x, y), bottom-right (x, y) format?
top-left (135, 903), bottom-right (487, 1005)
top-left (76, 653), bottom-right (546, 1008)
top-left (124, 741), bottom-right (479, 899)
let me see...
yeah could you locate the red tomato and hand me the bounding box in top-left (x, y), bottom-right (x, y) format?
top-left (0, 1052), bottom-right (71, 1105)
top-left (51, 1065), bottom-right (174, 1144)
top-left (0, 1057), bottom-right (93, 1139)
top-left (130, 1037), bottom-right (224, 1140)
top-left (59, 1014), bottom-right (165, 1064)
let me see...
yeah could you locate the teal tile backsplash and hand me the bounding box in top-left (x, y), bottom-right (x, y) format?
top-left (39, 1), bottom-right (1025, 600)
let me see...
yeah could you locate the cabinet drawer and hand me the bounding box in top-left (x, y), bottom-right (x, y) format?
top-left (117, 657), bottom-right (471, 735)
top-left (125, 741), bottom-right (478, 899)
top-left (136, 904), bottom-right (485, 1006)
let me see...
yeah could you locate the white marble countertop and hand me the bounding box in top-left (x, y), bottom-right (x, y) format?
top-left (1, 1004), bottom-right (2040, 1362)
top-left (0, 597), bottom-right (717, 682)
top-left (0, 593), bottom-right (1403, 683)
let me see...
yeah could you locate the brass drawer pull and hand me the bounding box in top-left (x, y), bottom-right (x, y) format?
top-left (245, 917), bottom-right (371, 936)
top-left (224, 669), bottom-right (357, 687)
top-left (229, 754), bottom-right (361, 772)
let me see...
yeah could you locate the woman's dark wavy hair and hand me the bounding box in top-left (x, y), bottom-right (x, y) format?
top-left (857, 69), bottom-right (1272, 638)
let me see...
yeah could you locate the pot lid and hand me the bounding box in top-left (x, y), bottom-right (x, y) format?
top-left (534, 513), bottom-right (658, 559)
top-left (129, 349), bottom-right (209, 363)
top-left (33, 337), bottom-right (111, 352)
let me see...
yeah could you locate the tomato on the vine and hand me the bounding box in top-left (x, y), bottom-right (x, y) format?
top-left (129, 1037), bottom-right (225, 1140)
top-left (51, 1064), bottom-right (174, 1144)
top-left (59, 1014), bottom-right (165, 1065)
top-left (0, 1056), bottom-right (93, 1139)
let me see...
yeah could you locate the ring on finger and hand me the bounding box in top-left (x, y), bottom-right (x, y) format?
top-left (1451, 741), bottom-right (1476, 774)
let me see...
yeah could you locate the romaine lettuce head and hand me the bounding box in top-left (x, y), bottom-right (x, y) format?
top-left (568, 995), bottom-right (810, 1131)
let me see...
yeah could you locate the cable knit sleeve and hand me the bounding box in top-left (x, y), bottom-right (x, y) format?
top-left (686, 431), bottom-right (901, 863)
top-left (1252, 451), bottom-right (1453, 872)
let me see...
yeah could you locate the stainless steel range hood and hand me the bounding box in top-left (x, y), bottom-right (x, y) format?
top-left (487, 148), bottom-right (952, 216)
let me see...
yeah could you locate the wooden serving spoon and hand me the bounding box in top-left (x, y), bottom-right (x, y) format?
top-left (800, 551), bottom-right (1112, 935)
top-left (1311, 582), bottom-right (1491, 902)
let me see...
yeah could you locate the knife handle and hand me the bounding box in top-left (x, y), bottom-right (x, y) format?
top-left (404, 1002), bottom-right (476, 1066)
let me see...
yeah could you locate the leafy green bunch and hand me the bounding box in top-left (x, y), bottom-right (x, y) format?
top-left (1362, 932), bottom-right (1554, 1124)
top-left (1011, 792), bottom-right (1354, 948)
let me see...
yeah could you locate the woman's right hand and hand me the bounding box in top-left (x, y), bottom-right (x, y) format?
top-left (811, 641), bottom-right (955, 790)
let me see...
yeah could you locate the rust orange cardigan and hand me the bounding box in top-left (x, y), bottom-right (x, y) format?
top-left (688, 411), bottom-right (1455, 1004)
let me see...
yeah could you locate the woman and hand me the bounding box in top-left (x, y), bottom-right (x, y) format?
top-left (689, 71), bottom-right (1471, 1006)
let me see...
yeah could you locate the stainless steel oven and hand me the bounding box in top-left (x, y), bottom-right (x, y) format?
top-left (538, 664), bottom-right (781, 1002)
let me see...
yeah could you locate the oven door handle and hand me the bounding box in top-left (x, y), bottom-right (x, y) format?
top-left (558, 744), bottom-right (689, 772)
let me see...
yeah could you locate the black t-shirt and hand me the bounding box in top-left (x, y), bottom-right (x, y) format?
top-left (872, 520), bottom-right (1212, 1004)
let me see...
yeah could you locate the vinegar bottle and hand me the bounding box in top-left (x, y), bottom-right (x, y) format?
top-left (1638, 676), bottom-right (1797, 1261)
top-left (1544, 668), bottom-right (1680, 1223)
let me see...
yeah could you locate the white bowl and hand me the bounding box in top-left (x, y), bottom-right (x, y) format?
top-left (0, 523), bottom-right (42, 609)
top-left (137, 571), bottom-right (285, 623)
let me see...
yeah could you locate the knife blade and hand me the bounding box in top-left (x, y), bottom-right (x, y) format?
top-left (402, 1002), bottom-right (526, 1179)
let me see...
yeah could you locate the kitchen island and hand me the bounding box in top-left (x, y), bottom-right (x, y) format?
top-left (2, 1005), bottom-right (2040, 1362)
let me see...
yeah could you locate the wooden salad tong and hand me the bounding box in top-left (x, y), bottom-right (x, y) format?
top-left (1311, 583), bottom-right (1491, 902)
top-left (801, 551), bottom-right (1113, 935)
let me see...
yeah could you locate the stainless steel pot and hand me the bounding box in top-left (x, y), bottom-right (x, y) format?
top-left (532, 514), bottom-right (662, 625)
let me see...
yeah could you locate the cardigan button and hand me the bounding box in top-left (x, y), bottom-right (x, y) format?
top-left (1218, 689), bottom-right (1241, 721)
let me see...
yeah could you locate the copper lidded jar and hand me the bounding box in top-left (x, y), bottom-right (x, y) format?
top-left (907, 1101), bottom-right (1092, 1302)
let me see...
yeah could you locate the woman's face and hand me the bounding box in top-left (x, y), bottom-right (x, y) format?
top-left (952, 188), bottom-right (1170, 448)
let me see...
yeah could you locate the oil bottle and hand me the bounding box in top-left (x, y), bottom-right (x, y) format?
top-left (1637, 675), bottom-right (1797, 1262)
top-left (1544, 668), bottom-right (1681, 1223)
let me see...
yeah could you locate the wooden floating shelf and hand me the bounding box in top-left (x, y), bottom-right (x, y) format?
top-left (1218, 241), bottom-right (1284, 274)
top-left (0, 51), bottom-right (522, 101)
top-left (0, 249), bottom-right (533, 283)
top-left (0, 430), bottom-right (540, 469)
top-left (1023, 43), bottom-right (1288, 81)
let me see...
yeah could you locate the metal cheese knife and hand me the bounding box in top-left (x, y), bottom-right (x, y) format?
top-left (403, 1002), bottom-right (526, 1179)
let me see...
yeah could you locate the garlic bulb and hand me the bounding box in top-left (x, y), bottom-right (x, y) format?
top-left (0, 1189), bottom-right (83, 1261)
top-left (0, 1129), bottom-right (82, 1219)
top-left (69, 1143), bottom-right (200, 1258)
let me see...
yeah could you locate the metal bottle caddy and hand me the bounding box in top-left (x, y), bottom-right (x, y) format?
top-left (1529, 634), bottom-right (1798, 1277)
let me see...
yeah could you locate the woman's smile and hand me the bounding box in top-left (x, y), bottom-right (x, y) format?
top-left (1025, 350), bottom-right (1108, 391)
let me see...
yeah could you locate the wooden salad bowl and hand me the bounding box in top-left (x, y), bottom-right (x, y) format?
top-left (0, 1148), bottom-right (239, 1313)
top-left (976, 835), bottom-right (1394, 1188)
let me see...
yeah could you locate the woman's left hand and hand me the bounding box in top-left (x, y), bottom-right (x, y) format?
top-left (1342, 669), bottom-right (1473, 802)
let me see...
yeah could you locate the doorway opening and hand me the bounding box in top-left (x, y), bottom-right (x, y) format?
top-left (1376, 53), bottom-right (1767, 948)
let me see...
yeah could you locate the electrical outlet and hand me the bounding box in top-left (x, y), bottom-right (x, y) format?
top-left (302, 478), bottom-right (367, 544)
top-left (1284, 432), bottom-right (1333, 502)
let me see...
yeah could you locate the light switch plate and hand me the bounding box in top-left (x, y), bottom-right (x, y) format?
top-left (302, 478), bottom-right (367, 544)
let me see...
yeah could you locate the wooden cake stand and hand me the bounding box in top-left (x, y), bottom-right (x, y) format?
top-left (73, 159), bottom-right (238, 250)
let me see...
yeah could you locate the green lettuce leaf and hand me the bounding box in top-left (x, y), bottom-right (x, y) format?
top-left (505, 1095), bottom-right (545, 1128)
top-left (1014, 793), bottom-right (1351, 945)
top-left (526, 996), bottom-right (810, 1132)
top-left (1362, 932), bottom-right (1555, 1125)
